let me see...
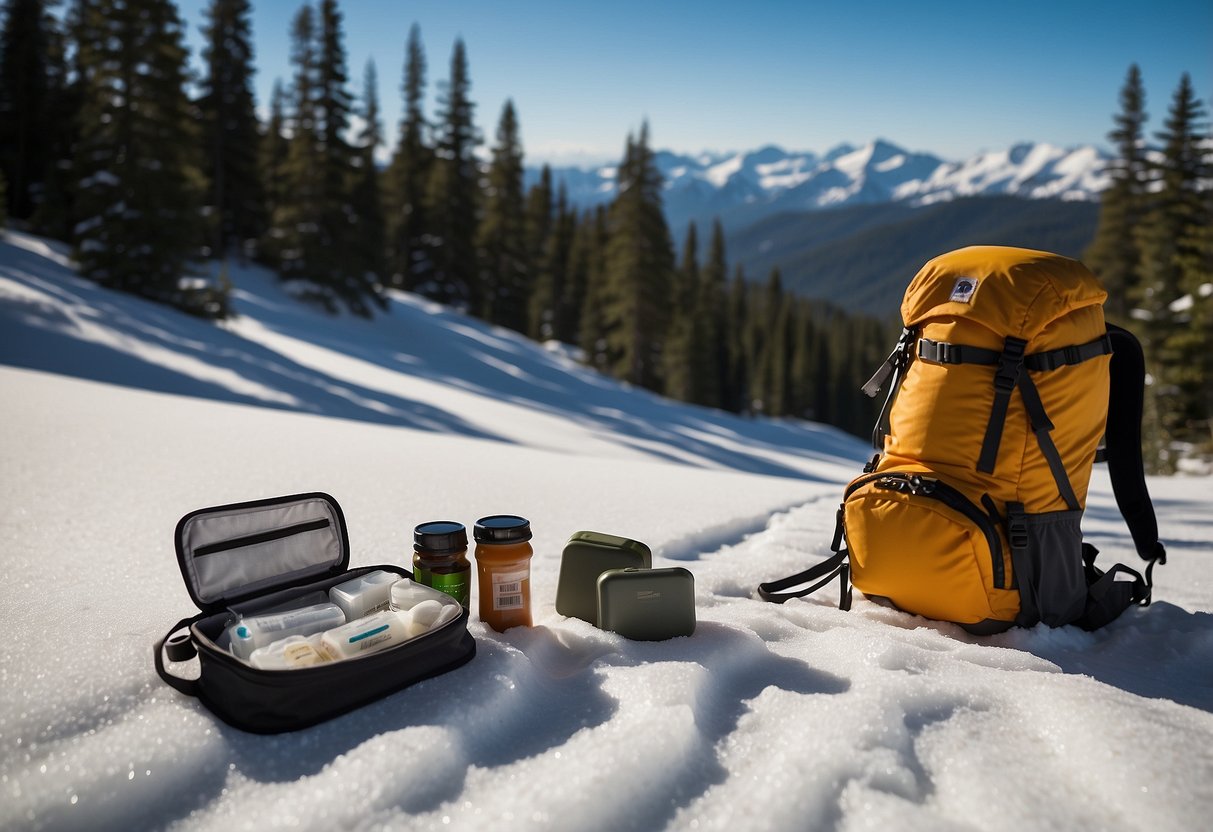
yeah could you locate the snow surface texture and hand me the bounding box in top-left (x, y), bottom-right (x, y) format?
top-left (1, 230), bottom-right (1210, 832)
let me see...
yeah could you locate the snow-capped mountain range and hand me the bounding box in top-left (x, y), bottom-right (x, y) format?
top-left (529, 139), bottom-right (1110, 232)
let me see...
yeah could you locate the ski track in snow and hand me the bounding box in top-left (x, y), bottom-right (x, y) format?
top-left (1, 230), bottom-right (1211, 831)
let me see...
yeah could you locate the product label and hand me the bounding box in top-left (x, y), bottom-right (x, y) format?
top-left (414, 565), bottom-right (469, 607)
top-left (349, 624), bottom-right (392, 652)
top-left (492, 569), bottom-right (528, 612)
top-left (949, 276), bottom-right (979, 303)
top-left (283, 641), bottom-right (326, 667)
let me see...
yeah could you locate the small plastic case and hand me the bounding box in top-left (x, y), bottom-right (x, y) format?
top-left (596, 567), bottom-right (696, 641)
top-left (329, 569), bottom-right (397, 619)
top-left (555, 531), bottom-right (652, 625)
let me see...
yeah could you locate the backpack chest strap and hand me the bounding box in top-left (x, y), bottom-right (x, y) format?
top-left (918, 334), bottom-right (1112, 371)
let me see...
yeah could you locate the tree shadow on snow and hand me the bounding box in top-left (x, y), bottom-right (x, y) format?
top-left (0, 242), bottom-right (507, 442)
top-left (0, 236), bottom-right (866, 480)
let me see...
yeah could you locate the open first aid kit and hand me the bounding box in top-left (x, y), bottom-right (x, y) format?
top-left (154, 493), bottom-right (476, 733)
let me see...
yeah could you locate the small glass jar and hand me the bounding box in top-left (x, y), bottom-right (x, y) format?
top-left (473, 515), bottom-right (534, 631)
top-left (412, 521), bottom-right (471, 608)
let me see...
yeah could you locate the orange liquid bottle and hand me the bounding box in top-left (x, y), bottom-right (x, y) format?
top-left (473, 515), bottom-right (534, 631)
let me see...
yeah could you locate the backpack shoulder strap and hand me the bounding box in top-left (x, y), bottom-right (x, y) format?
top-left (1103, 323), bottom-right (1167, 566)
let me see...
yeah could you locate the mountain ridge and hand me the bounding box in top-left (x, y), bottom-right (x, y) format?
top-left (526, 139), bottom-right (1109, 234)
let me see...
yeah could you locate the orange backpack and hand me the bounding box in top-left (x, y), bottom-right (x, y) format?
top-left (760, 246), bottom-right (1166, 633)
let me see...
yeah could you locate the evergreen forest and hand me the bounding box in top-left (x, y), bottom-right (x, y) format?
top-left (1, 1), bottom-right (1209, 466)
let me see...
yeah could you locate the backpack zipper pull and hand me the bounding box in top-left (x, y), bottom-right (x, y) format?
top-left (875, 474), bottom-right (937, 496)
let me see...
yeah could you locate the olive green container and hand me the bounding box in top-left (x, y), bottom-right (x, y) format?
top-left (597, 567), bottom-right (696, 641)
top-left (555, 531), bottom-right (652, 625)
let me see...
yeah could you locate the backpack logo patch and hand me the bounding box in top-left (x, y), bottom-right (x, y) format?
top-left (949, 277), bottom-right (979, 303)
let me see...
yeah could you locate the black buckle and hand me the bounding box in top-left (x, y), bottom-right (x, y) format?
top-left (920, 339), bottom-right (958, 364)
top-left (1007, 501), bottom-right (1028, 552)
top-left (1010, 524), bottom-right (1028, 551)
top-left (893, 327), bottom-right (916, 367)
top-left (1064, 345), bottom-right (1081, 366)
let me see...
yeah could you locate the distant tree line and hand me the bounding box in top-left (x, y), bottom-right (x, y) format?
top-left (1085, 65), bottom-right (1213, 472)
top-left (0, 0), bottom-right (893, 435)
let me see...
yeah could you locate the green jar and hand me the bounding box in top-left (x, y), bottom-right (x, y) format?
top-left (412, 521), bottom-right (471, 608)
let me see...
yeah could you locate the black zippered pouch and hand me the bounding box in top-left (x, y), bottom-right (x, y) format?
top-left (154, 492), bottom-right (476, 734)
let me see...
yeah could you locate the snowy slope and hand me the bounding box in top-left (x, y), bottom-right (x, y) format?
top-left (1, 231), bottom-right (1211, 832)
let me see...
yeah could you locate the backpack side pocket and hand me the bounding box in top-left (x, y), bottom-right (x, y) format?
top-left (1006, 507), bottom-right (1086, 627)
top-left (845, 473), bottom-right (1019, 630)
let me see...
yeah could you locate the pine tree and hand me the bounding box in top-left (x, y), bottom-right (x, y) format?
top-left (1179, 217), bottom-right (1213, 459)
top-left (29, 4), bottom-right (73, 240)
top-left (313, 0), bottom-right (381, 314)
top-left (662, 222), bottom-right (699, 401)
top-left (828, 319), bottom-right (860, 432)
top-left (423, 37), bottom-right (479, 308)
top-left (811, 323), bottom-right (833, 424)
top-left (531, 184), bottom-right (577, 342)
top-left (316, 0), bottom-right (353, 213)
top-left (1135, 73), bottom-right (1212, 466)
top-left (749, 268), bottom-right (786, 414)
top-left (258, 79), bottom-right (289, 264)
top-left (557, 196), bottom-right (589, 346)
top-left (788, 300), bottom-right (818, 419)
top-left (349, 58), bottom-right (386, 284)
top-left (271, 4), bottom-right (322, 282)
top-left (673, 222), bottom-right (699, 309)
top-left (724, 265), bottom-right (749, 413)
top-left (0, 0), bottom-right (54, 222)
top-left (697, 218), bottom-right (728, 409)
top-left (601, 123), bottom-right (674, 390)
top-left (198, 0), bottom-right (264, 258)
top-left (1086, 64), bottom-right (1149, 320)
top-left (579, 205), bottom-right (611, 370)
top-left (384, 23), bottom-right (432, 291)
top-left (762, 272), bottom-right (792, 416)
top-left (477, 98), bottom-right (528, 330)
top-left (70, 0), bottom-right (223, 316)
top-left (271, 1), bottom-right (381, 315)
top-left (524, 166), bottom-right (554, 338)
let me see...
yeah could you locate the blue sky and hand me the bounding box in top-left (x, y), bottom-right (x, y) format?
top-left (175, 0), bottom-right (1213, 166)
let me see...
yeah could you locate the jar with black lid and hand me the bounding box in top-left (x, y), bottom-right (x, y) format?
top-left (413, 521), bottom-right (471, 608)
top-left (473, 515), bottom-right (534, 631)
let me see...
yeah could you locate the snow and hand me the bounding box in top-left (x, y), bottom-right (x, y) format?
top-left (540, 140), bottom-right (1109, 230)
top-left (705, 154), bottom-right (744, 188)
top-left (2, 229), bottom-right (1211, 831)
top-left (77, 170), bottom-right (120, 190)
